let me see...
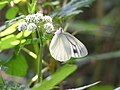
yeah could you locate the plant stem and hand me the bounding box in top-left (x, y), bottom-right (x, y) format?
top-left (22, 47), bottom-right (37, 59)
top-left (37, 29), bottom-right (43, 83)
top-left (31, 33), bottom-right (39, 73)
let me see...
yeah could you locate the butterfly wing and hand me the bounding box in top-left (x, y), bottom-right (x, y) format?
top-left (63, 32), bottom-right (88, 58)
top-left (49, 34), bottom-right (71, 62)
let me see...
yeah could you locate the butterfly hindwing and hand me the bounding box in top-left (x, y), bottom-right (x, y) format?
top-left (63, 32), bottom-right (88, 58)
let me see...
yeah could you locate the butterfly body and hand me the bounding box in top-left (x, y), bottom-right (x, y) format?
top-left (49, 28), bottom-right (88, 62)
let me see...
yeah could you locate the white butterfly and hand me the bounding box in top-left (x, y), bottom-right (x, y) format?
top-left (49, 28), bottom-right (88, 62)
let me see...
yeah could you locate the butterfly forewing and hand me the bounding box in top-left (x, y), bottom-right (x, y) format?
top-left (49, 34), bottom-right (71, 61)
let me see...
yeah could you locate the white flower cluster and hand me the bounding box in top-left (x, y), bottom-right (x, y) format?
top-left (44, 23), bottom-right (54, 33)
top-left (18, 22), bottom-right (27, 31)
top-left (43, 15), bottom-right (54, 33)
top-left (27, 23), bottom-right (37, 32)
top-left (25, 13), bottom-right (43, 24)
top-left (18, 13), bottom-right (54, 33)
top-left (42, 15), bottom-right (52, 23)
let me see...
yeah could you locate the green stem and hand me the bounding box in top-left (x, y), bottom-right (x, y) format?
top-left (37, 29), bottom-right (43, 83)
top-left (31, 33), bottom-right (39, 73)
top-left (22, 47), bottom-right (37, 59)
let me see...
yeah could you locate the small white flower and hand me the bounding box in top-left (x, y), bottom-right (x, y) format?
top-left (33, 16), bottom-right (40, 24)
top-left (42, 15), bottom-right (52, 23)
top-left (25, 15), bottom-right (34, 23)
top-left (44, 23), bottom-right (54, 33)
top-left (18, 22), bottom-right (27, 31)
top-left (34, 13), bottom-right (43, 24)
top-left (35, 13), bottom-right (43, 19)
top-left (27, 23), bottom-right (37, 32)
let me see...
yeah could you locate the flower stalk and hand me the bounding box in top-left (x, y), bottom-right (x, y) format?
top-left (37, 28), bottom-right (43, 83)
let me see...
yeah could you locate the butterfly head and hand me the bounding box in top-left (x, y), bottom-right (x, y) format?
top-left (54, 27), bottom-right (64, 35)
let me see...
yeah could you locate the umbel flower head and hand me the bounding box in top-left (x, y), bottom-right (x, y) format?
top-left (17, 13), bottom-right (54, 33)
top-left (18, 22), bottom-right (27, 31)
top-left (25, 15), bottom-right (34, 23)
top-left (27, 23), bottom-right (37, 32)
top-left (34, 13), bottom-right (43, 20)
top-left (25, 13), bottom-right (43, 24)
top-left (42, 15), bottom-right (52, 23)
top-left (44, 23), bottom-right (54, 33)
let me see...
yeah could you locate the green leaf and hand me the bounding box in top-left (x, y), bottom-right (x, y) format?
top-left (32, 64), bottom-right (77, 90)
top-left (5, 6), bottom-right (19, 20)
top-left (0, 20), bottom-right (23, 37)
top-left (15, 38), bottom-right (38, 54)
top-left (52, 0), bottom-right (94, 18)
top-left (0, 30), bottom-right (31, 51)
top-left (20, 38), bottom-right (38, 46)
top-left (27, 0), bottom-right (37, 14)
top-left (5, 54), bottom-right (28, 77)
top-left (0, 35), bottom-right (19, 51)
top-left (0, 1), bottom-right (9, 10)
top-left (89, 86), bottom-right (114, 90)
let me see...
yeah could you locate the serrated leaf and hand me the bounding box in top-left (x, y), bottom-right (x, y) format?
top-left (0, 30), bottom-right (31, 51)
top-left (20, 38), bottom-right (38, 47)
top-left (5, 6), bottom-right (19, 20)
top-left (5, 54), bottom-right (28, 77)
top-left (32, 64), bottom-right (77, 90)
top-left (0, 35), bottom-right (19, 51)
top-left (15, 38), bottom-right (38, 54)
top-left (0, 20), bottom-right (23, 37)
top-left (27, 0), bottom-right (37, 14)
top-left (52, 0), bottom-right (94, 18)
